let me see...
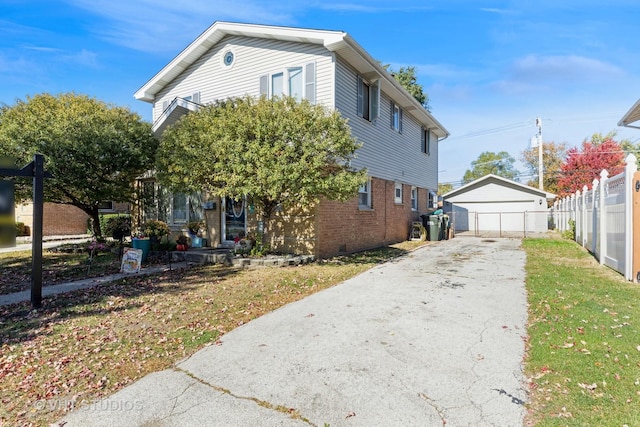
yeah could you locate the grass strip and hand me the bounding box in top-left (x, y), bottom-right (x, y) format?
top-left (523, 237), bottom-right (640, 426)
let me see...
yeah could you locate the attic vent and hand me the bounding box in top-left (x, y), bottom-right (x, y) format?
top-left (222, 50), bottom-right (235, 67)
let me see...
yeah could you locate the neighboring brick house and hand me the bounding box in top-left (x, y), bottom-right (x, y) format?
top-left (134, 21), bottom-right (449, 258)
top-left (16, 202), bottom-right (129, 236)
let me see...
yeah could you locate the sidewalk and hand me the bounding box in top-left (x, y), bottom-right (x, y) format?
top-left (59, 237), bottom-right (529, 426)
top-left (1, 234), bottom-right (92, 254)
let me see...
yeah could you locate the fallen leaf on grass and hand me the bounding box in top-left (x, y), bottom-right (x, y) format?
top-left (578, 382), bottom-right (597, 392)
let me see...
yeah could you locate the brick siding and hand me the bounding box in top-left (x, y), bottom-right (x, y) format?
top-left (315, 177), bottom-right (425, 258)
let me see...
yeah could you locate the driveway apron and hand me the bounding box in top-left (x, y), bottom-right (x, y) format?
top-left (61, 237), bottom-right (528, 427)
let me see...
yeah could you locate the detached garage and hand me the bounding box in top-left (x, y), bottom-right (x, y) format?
top-left (442, 174), bottom-right (556, 235)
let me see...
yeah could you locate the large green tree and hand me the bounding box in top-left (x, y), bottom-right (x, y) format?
top-left (0, 93), bottom-right (158, 236)
top-left (157, 95), bottom-right (366, 240)
top-left (384, 65), bottom-right (430, 111)
top-left (462, 151), bottom-right (518, 184)
top-left (520, 141), bottom-right (568, 195)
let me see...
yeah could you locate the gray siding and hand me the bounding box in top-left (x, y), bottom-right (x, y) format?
top-left (334, 57), bottom-right (438, 191)
top-left (152, 36), bottom-right (335, 121)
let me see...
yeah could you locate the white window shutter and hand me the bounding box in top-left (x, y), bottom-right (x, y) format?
top-left (259, 75), bottom-right (268, 97)
top-left (399, 108), bottom-right (403, 134)
top-left (162, 100), bottom-right (168, 111)
top-left (305, 62), bottom-right (316, 104)
top-left (192, 92), bottom-right (200, 104)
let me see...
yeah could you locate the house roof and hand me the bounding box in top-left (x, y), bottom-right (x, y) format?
top-left (134, 21), bottom-right (449, 139)
top-left (442, 174), bottom-right (556, 200)
top-left (618, 98), bottom-right (640, 129)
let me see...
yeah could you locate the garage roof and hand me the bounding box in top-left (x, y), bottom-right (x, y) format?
top-left (442, 174), bottom-right (556, 200)
top-left (618, 98), bottom-right (640, 129)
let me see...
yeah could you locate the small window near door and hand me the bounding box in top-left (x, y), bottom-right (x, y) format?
top-left (394, 182), bottom-right (403, 204)
top-left (411, 187), bottom-right (417, 211)
top-left (358, 179), bottom-right (372, 209)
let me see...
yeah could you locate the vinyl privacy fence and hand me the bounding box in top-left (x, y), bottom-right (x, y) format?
top-left (553, 154), bottom-right (640, 281)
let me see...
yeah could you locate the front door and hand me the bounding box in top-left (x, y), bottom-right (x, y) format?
top-left (222, 197), bottom-right (246, 244)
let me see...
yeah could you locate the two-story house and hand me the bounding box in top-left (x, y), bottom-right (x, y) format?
top-left (134, 21), bottom-right (449, 258)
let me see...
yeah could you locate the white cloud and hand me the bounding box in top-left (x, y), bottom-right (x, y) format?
top-left (63, 49), bottom-right (99, 68)
top-left (21, 45), bottom-right (63, 53)
top-left (480, 7), bottom-right (520, 16)
top-left (510, 54), bottom-right (624, 82)
top-left (65, 0), bottom-right (296, 53)
top-left (488, 54), bottom-right (625, 95)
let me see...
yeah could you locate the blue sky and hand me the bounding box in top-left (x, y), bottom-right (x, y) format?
top-left (2, 0), bottom-right (640, 186)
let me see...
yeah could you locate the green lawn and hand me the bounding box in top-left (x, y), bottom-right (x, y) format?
top-left (523, 237), bottom-right (640, 426)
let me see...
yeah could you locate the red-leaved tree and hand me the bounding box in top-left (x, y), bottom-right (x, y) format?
top-left (556, 134), bottom-right (626, 197)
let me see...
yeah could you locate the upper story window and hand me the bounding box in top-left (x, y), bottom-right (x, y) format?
top-left (411, 186), bottom-right (417, 211)
top-left (421, 128), bottom-right (431, 155)
top-left (357, 76), bottom-right (379, 122)
top-left (358, 178), bottom-right (372, 209)
top-left (394, 182), bottom-right (403, 204)
top-left (260, 62), bottom-right (316, 103)
top-left (391, 102), bottom-right (403, 133)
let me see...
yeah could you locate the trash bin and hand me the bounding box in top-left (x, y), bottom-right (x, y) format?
top-left (132, 237), bottom-right (150, 262)
top-left (428, 214), bottom-right (443, 241)
top-left (442, 215), bottom-right (450, 240)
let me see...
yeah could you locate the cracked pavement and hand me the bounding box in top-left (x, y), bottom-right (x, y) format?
top-left (60, 237), bottom-right (528, 426)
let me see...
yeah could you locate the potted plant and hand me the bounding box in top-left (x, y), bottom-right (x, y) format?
top-left (142, 219), bottom-right (170, 249)
top-left (187, 220), bottom-right (204, 236)
top-left (176, 234), bottom-right (189, 251)
top-left (104, 215), bottom-right (131, 243)
top-left (187, 220), bottom-right (206, 248)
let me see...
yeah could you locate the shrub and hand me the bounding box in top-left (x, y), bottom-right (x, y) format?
top-left (562, 219), bottom-right (576, 240)
top-left (141, 220), bottom-right (170, 239)
top-left (104, 215), bottom-right (131, 241)
top-left (15, 222), bottom-right (30, 237)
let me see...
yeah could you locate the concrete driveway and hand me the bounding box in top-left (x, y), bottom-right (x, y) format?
top-left (60, 237), bottom-right (528, 427)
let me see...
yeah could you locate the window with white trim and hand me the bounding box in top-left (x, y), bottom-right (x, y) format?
top-left (141, 181), bottom-right (204, 226)
top-left (98, 201), bottom-right (114, 211)
top-left (259, 62), bottom-right (316, 102)
top-left (428, 191), bottom-right (437, 209)
top-left (391, 101), bottom-right (403, 133)
top-left (358, 178), bottom-right (372, 209)
top-left (410, 186), bottom-right (417, 211)
top-left (357, 76), bottom-right (380, 122)
top-left (394, 182), bottom-right (403, 204)
top-left (421, 128), bottom-right (431, 155)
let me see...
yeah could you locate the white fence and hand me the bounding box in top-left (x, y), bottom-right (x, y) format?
top-left (553, 154), bottom-right (637, 281)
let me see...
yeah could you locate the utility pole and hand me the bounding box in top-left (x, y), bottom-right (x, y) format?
top-left (536, 117), bottom-right (543, 191)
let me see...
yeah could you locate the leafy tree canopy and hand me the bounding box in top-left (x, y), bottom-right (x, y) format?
top-left (0, 93), bottom-right (158, 236)
top-left (157, 95), bottom-right (366, 237)
top-left (557, 132), bottom-right (626, 197)
top-left (383, 65), bottom-right (430, 111)
top-left (462, 151), bottom-right (518, 184)
top-left (520, 141), bottom-right (568, 195)
top-left (438, 183), bottom-right (454, 195)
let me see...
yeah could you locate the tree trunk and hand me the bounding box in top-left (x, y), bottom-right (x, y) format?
top-left (89, 207), bottom-right (102, 237)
